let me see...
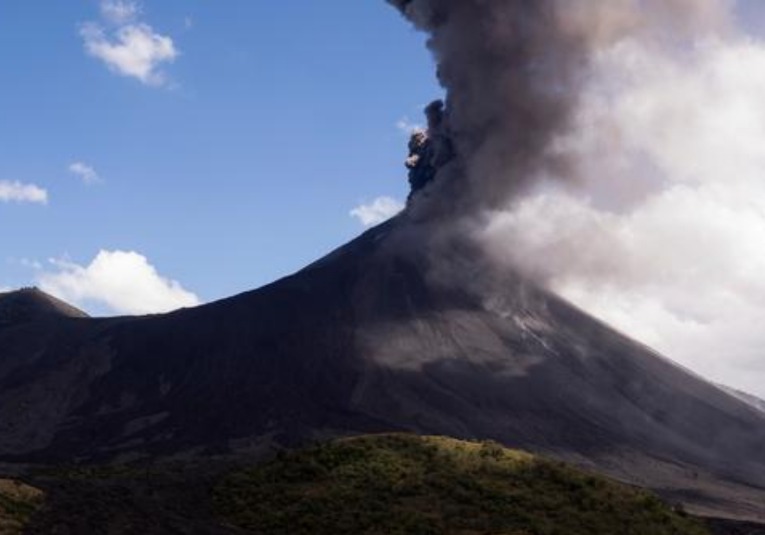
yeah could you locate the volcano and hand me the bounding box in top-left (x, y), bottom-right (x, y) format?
top-left (1, 218), bottom-right (765, 521)
top-left (0, 287), bottom-right (87, 327)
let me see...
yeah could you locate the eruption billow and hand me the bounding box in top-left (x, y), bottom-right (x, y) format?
top-left (404, 100), bottom-right (454, 197)
top-left (388, 0), bottom-right (730, 216)
top-left (3, 4), bottom-right (765, 521)
top-left (388, 0), bottom-right (765, 394)
top-left (391, 0), bottom-right (587, 215)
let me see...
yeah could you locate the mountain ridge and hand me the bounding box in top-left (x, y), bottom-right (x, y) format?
top-left (719, 385), bottom-right (765, 415)
top-left (1, 217), bottom-right (765, 521)
top-left (0, 287), bottom-right (88, 328)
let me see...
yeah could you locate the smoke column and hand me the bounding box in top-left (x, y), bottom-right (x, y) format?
top-left (387, 0), bottom-right (765, 397)
top-left (388, 0), bottom-right (731, 216)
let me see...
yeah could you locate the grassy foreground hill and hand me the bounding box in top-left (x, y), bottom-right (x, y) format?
top-left (215, 434), bottom-right (710, 535)
top-left (16, 434), bottom-right (756, 534)
top-left (0, 479), bottom-right (43, 534)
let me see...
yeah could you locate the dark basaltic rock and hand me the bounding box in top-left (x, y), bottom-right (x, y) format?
top-left (1, 217), bottom-right (765, 522)
top-left (0, 287), bottom-right (87, 328)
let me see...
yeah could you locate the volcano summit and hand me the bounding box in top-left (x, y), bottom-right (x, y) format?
top-left (2, 215), bottom-right (765, 521)
top-left (3, 0), bottom-right (765, 528)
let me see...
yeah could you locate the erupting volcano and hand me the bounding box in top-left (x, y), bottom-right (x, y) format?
top-left (2, 0), bottom-right (765, 528)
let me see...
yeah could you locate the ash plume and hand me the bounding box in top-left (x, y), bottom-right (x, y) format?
top-left (388, 0), bottom-right (731, 217)
top-left (388, 0), bottom-right (765, 397)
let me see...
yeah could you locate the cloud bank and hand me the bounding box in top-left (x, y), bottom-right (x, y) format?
top-left (81, 1), bottom-right (178, 86)
top-left (100, 0), bottom-right (140, 25)
top-left (351, 197), bottom-right (405, 227)
top-left (38, 250), bottom-right (200, 316)
top-left (68, 162), bottom-right (101, 185)
top-left (0, 180), bottom-right (48, 204)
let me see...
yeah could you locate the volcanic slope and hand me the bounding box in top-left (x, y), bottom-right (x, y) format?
top-left (1, 217), bottom-right (765, 521)
top-left (0, 287), bottom-right (87, 327)
top-left (719, 386), bottom-right (765, 415)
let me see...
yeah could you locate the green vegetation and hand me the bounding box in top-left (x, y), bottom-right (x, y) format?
top-left (3, 435), bottom-right (721, 533)
top-left (215, 434), bottom-right (710, 535)
top-left (0, 479), bottom-right (44, 534)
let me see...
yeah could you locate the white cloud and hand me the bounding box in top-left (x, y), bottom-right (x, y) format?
top-left (19, 258), bottom-right (42, 270)
top-left (68, 162), bottom-right (101, 185)
top-left (396, 117), bottom-right (425, 135)
top-left (480, 33), bottom-right (765, 397)
top-left (80, 2), bottom-right (178, 87)
top-left (350, 196), bottom-right (405, 227)
top-left (0, 180), bottom-right (48, 204)
top-left (100, 0), bottom-right (139, 24)
top-left (38, 250), bottom-right (200, 316)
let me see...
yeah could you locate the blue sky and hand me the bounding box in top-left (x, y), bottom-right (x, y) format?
top-left (0, 1), bottom-right (440, 314)
top-left (4, 0), bottom-right (765, 344)
top-left (6, 1), bottom-right (765, 395)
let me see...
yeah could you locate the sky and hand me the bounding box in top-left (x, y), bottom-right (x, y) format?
top-left (5, 1), bottom-right (765, 397)
top-left (0, 0), bottom-right (437, 314)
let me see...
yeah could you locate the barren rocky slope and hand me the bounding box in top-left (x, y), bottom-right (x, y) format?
top-left (1, 218), bottom-right (765, 520)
